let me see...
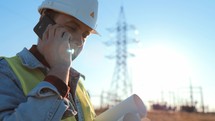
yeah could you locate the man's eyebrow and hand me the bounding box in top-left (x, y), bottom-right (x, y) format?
top-left (65, 19), bottom-right (93, 33)
top-left (65, 20), bottom-right (80, 28)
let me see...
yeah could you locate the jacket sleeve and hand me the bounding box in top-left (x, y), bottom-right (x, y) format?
top-left (0, 61), bottom-right (70, 121)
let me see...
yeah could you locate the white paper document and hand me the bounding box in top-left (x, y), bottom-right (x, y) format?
top-left (95, 94), bottom-right (147, 121)
top-left (117, 113), bottom-right (141, 121)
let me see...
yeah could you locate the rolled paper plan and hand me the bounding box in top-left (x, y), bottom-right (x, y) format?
top-left (117, 113), bottom-right (141, 121)
top-left (95, 94), bottom-right (147, 121)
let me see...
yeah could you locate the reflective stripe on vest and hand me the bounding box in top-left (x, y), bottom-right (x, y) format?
top-left (5, 56), bottom-right (96, 121)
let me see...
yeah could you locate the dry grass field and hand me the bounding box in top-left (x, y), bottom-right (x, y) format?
top-left (95, 108), bottom-right (215, 121)
top-left (145, 110), bottom-right (215, 121)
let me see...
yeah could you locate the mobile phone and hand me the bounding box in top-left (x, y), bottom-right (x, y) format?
top-left (33, 15), bottom-right (56, 39)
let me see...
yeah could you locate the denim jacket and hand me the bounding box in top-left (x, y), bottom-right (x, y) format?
top-left (0, 48), bottom-right (84, 121)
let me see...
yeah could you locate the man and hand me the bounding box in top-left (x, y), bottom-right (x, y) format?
top-left (0, 0), bottom-right (98, 121)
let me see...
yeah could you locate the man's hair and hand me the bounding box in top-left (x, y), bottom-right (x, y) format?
top-left (42, 9), bottom-right (59, 20)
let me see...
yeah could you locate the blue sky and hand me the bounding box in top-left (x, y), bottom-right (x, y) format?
top-left (0, 0), bottom-right (215, 112)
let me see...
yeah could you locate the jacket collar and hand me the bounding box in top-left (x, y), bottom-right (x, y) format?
top-left (17, 47), bottom-right (45, 69)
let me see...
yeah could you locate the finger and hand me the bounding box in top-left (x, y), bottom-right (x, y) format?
top-left (67, 42), bottom-right (72, 53)
top-left (42, 24), bottom-right (52, 41)
top-left (49, 24), bottom-right (63, 38)
top-left (62, 31), bottom-right (71, 41)
top-left (54, 25), bottom-right (67, 39)
top-left (61, 32), bottom-right (65, 38)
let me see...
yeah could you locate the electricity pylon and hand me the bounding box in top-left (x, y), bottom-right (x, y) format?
top-left (103, 6), bottom-right (138, 106)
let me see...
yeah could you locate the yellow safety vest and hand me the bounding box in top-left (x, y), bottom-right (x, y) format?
top-left (5, 56), bottom-right (96, 121)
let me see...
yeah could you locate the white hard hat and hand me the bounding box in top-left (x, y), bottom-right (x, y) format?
top-left (38, 0), bottom-right (98, 34)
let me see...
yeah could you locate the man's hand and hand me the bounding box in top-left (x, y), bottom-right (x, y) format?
top-left (38, 24), bottom-right (73, 85)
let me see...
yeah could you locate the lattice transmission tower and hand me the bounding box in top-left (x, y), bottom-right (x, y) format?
top-left (102, 6), bottom-right (138, 106)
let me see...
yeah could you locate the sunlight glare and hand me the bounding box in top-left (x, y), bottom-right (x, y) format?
top-left (129, 44), bottom-right (192, 97)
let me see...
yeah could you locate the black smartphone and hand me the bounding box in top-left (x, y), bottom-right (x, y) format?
top-left (33, 15), bottom-right (56, 39)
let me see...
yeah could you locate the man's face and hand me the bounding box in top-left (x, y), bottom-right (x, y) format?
top-left (54, 13), bottom-right (92, 60)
